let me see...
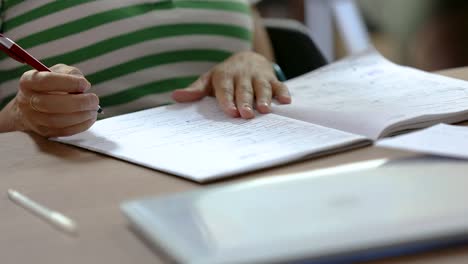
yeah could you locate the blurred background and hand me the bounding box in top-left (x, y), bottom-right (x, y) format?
top-left (257, 0), bottom-right (468, 71)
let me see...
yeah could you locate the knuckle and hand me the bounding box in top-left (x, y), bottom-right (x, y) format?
top-left (35, 73), bottom-right (50, 88)
top-left (72, 76), bottom-right (85, 90)
top-left (19, 70), bottom-right (35, 88)
top-left (18, 77), bottom-right (28, 89)
top-left (50, 63), bottom-right (68, 72)
top-left (15, 91), bottom-right (29, 106)
top-left (217, 90), bottom-right (233, 101)
top-left (238, 83), bottom-right (251, 91)
top-left (65, 67), bottom-right (83, 76)
top-left (261, 83), bottom-right (272, 92)
top-left (214, 69), bottom-right (230, 80)
top-left (219, 83), bottom-right (233, 92)
top-left (51, 64), bottom-right (83, 76)
top-left (241, 88), bottom-right (254, 97)
top-left (278, 83), bottom-right (289, 93)
top-left (19, 72), bottom-right (30, 84)
top-left (260, 88), bottom-right (273, 98)
top-left (89, 110), bottom-right (98, 121)
top-left (53, 63), bottom-right (67, 68)
top-left (235, 51), bottom-right (253, 60)
top-left (30, 95), bottom-right (42, 110)
top-left (90, 93), bottom-right (100, 104)
top-left (255, 77), bottom-right (269, 86)
top-left (262, 79), bottom-right (272, 86)
top-left (214, 82), bottom-right (233, 96)
top-left (83, 93), bottom-right (99, 109)
top-left (272, 79), bottom-right (285, 87)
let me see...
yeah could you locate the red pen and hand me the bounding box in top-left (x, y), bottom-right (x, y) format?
top-left (0, 33), bottom-right (102, 113)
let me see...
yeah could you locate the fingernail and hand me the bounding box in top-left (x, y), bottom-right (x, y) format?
top-left (226, 102), bottom-right (237, 110)
top-left (242, 104), bottom-right (253, 112)
top-left (260, 101), bottom-right (270, 107)
top-left (224, 104), bottom-right (239, 117)
top-left (258, 101), bottom-right (271, 113)
top-left (280, 95), bottom-right (292, 104)
top-left (240, 104), bottom-right (255, 119)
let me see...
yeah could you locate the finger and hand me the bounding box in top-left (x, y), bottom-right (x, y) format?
top-left (20, 70), bottom-right (90, 93)
top-left (50, 64), bottom-right (85, 77)
top-left (271, 80), bottom-right (291, 104)
top-left (34, 118), bottom-right (96, 138)
top-left (235, 76), bottom-right (255, 119)
top-left (28, 93), bottom-right (99, 114)
top-left (212, 71), bottom-right (239, 117)
top-left (253, 78), bottom-right (272, 114)
top-left (49, 65), bottom-right (88, 96)
top-left (171, 73), bottom-right (211, 102)
top-left (27, 110), bottom-right (98, 129)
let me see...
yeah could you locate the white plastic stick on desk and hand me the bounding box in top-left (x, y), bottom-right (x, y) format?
top-left (7, 189), bottom-right (78, 235)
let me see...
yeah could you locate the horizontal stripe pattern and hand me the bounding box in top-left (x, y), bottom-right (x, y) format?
top-left (4, 0), bottom-right (55, 19)
top-left (100, 76), bottom-right (197, 107)
top-left (0, 24), bottom-right (250, 83)
top-left (4, 1), bottom-right (158, 40)
top-left (87, 49), bottom-right (230, 86)
top-left (0, 9), bottom-right (252, 67)
top-left (0, 0), bottom-right (253, 116)
top-left (4, 3), bottom-right (171, 53)
top-left (0, 49), bottom-right (230, 98)
top-left (74, 35), bottom-right (250, 75)
top-left (0, 37), bottom-right (244, 96)
top-left (4, 0), bottom-right (95, 30)
top-left (92, 62), bottom-right (217, 97)
top-left (3, 0), bottom-right (250, 41)
top-left (3, 0), bottom-right (27, 11)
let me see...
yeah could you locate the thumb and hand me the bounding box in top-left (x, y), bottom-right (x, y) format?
top-left (172, 73), bottom-right (211, 102)
top-left (49, 64), bottom-right (90, 94)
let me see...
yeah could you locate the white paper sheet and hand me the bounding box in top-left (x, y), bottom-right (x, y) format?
top-left (54, 98), bottom-right (367, 182)
top-left (274, 50), bottom-right (468, 139)
top-left (377, 124), bottom-right (468, 159)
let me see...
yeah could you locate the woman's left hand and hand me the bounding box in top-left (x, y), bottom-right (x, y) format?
top-left (171, 51), bottom-right (291, 119)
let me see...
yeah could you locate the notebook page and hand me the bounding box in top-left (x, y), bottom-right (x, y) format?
top-left (53, 98), bottom-right (366, 182)
top-left (274, 50), bottom-right (468, 140)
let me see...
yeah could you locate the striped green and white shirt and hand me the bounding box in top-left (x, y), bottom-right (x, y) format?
top-left (0, 0), bottom-right (254, 117)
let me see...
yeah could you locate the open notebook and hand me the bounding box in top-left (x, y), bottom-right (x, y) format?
top-left (53, 50), bottom-right (468, 182)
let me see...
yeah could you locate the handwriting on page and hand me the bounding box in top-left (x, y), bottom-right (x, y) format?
top-left (277, 50), bottom-right (468, 139)
top-left (58, 98), bottom-right (365, 180)
top-left (288, 51), bottom-right (468, 113)
top-left (90, 101), bottom-right (352, 148)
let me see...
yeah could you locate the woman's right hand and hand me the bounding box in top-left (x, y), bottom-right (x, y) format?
top-left (3, 64), bottom-right (99, 137)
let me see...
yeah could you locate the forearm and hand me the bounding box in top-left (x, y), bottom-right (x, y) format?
top-left (251, 7), bottom-right (275, 62)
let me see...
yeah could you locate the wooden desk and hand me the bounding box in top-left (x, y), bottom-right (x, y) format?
top-left (1, 68), bottom-right (468, 264)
